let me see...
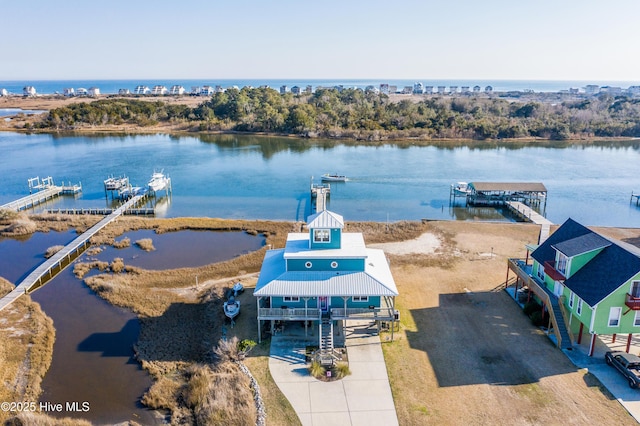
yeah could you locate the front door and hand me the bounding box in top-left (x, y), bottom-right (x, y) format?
top-left (319, 297), bottom-right (329, 313)
top-left (553, 280), bottom-right (564, 298)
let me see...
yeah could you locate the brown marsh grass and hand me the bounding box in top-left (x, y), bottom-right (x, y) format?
top-left (134, 238), bottom-right (155, 251)
top-left (0, 279), bottom-right (55, 424)
top-left (44, 245), bottom-right (64, 258)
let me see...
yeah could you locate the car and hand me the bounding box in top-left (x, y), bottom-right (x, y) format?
top-left (605, 351), bottom-right (640, 388)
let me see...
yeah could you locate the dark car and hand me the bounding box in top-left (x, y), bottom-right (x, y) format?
top-left (605, 351), bottom-right (640, 388)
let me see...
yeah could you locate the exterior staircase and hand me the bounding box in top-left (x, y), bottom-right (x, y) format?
top-left (539, 285), bottom-right (573, 350)
top-left (319, 317), bottom-right (335, 366)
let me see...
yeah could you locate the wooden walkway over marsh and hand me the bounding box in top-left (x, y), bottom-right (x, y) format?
top-left (0, 195), bottom-right (144, 312)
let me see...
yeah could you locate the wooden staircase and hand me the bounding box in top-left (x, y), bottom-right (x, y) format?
top-left (319, 317), bottom-right (335, 366)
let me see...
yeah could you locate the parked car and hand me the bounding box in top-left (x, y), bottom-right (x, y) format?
top-left (605, 351), bottom-right (640, 388)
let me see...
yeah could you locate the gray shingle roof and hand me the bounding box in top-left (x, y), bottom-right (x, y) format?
top-left (552, 233), bottom-right (611, 257)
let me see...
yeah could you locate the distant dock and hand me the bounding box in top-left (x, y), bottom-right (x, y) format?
top-left (0, 177), bottom-right (81, 212)
top-left (631, 192), bottom-right (640, 206)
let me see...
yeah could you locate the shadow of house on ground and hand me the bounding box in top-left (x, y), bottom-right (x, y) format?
top-left (406, 290), bottom-right (578, 388)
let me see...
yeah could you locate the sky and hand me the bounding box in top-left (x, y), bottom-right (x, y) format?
top-left (2, 0), bottom-right (639, 82)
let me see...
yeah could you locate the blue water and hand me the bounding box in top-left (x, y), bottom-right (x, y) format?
top-left (0, 132), bottom-right (639, 227)
top-left (2, 79), bottom-right (640, 95)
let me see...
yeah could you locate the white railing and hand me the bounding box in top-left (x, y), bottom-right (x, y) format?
top-left (331, 307), bottom-right (395, 320)
top-left (258, 308), bottom-right (320, 319)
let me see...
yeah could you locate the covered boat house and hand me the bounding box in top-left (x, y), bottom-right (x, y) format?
top-left (466, 182), bottom-right (547, 209)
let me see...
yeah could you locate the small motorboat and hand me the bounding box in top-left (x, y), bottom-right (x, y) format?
top-left (232, 282), bottom-right (244, 296)
top-left (453, 182), bottom-right (471, 196)
top-left (321, 173), bottom-right (348, 182)
top-left (224, 296), bottom-right (240, 320)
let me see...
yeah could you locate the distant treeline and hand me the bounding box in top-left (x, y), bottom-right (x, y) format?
top-left (39, 87), bottom-right (640, 140)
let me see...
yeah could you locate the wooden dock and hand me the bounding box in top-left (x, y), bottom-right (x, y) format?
top-left (0, 184), bottom-right (82, 212)
top-left (311, 183), bottom-right (330, 213)
top-left (631, 192), bottom-right (640, 206)
top-left (507, 201), bottom-right (553, 243)
top-left (0, 194), bottom-right (144, 312)
top-left (46, 207), bottom-right (155, 215)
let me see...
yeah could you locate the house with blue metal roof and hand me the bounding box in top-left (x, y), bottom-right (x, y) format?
top-left (508, 218), bottom-right (640, 356)
top-left (254, 210), bottom-right (398, 360)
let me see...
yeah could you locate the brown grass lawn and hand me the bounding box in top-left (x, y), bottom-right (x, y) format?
top-left (382, 221), bottom-right (638, 425)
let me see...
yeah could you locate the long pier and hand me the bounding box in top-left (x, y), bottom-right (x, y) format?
top-left (46, 207), bottom-right (155, 216)
top-left (506, 201), bottom-right (553, 243)
top-left (0, 195), bottom-right (144, 312)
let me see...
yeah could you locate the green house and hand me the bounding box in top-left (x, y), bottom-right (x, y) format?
top-left (254, 210), bottom-right (398, 353)
top-left (511, 218), bottom-right (640, 356)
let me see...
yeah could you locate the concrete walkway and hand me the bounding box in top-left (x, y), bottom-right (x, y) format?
top-left (269, 320), bottom-right (398, 426)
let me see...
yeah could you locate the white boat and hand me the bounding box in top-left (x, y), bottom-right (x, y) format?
top-left (232, 282), bottom-right (244, 296)
top-left (148, 171), bottom-right (169, 192)
top-left (104, 176), bottom-right (128, 191)
top-left (321, 173), bottom-right (348, 182)
top-left (453, 182), bottom-right (471, 196)
top-left (224, 296), bottom-right (240, 320)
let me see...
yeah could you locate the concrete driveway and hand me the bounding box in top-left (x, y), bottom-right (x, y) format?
top-left (269, 320), bottom-right (398, 426)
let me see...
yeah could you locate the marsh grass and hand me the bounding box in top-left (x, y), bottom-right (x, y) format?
top-left (44, 245), bottom-right (64, 258)
top-left (135, 238), bottom-right (155, 251)
top-left (112, 237), bottom-right (131, 248)
top-left (0, 279), bottom-right (55, 424)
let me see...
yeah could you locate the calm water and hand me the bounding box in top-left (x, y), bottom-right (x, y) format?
top-left (1, 132), bottom-right (639, 227)
top-left (0, 230), bottom-right (264, 424)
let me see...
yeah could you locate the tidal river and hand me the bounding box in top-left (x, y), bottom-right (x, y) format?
top-left (0, 132), bottom-right (639, 227)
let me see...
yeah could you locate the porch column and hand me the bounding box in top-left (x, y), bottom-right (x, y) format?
top-left (612, 333), bottom-right (617, 344)
top-left (588, 333), bottom-right (597, 357)
top-left (505, 267), bottom-right (509, 288)
top-left (342, 296), bottom-right (349, 337)
top-left (577, 323), bottom-right (584, 344)
top-left (525, 249), bottom-right (529, 266)
top-left (303, 298), bottom-right (310, 336)
top-left (627, 334), bottom-right (633, 353)
top-left (257, 297), bottom-right (262, 343)
top-left (391, 297), bottom-right (395, 341)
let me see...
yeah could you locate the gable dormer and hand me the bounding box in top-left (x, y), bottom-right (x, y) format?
top-left (306, 210), bottom-right (343, 250)
top-left (551, 232), bottom-right (611, 279)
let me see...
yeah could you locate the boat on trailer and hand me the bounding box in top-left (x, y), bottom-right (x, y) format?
top-left (321, 173), bottom-right (348, 182)
top-left (224, 296), bottom-right (240, 320)
top-left (232, 282), bottom-right (244, 296)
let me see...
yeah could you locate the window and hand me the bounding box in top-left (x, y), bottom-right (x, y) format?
top-left (576, 298), bottom-right (583, 316)
top-left (634, 311), bottom-right (640, 327)
top-left (556, 253), bottom-right (568, 275)
top-left (313, 229), bottom-right (330, 243)
top-left (536, 263), bottom-right (546, 281)
top-left (352, 296), bottom-right (369, 302)
top-left (568, 292), bottom-right (574, 309)
top-left (283, 296), bottom-right (300, 303)
top-left (632, 281), bottom-right (640, 298)
top-left (608, 307), bottom-right (622, 327)
top-left (305, 261), bottom-right (313, 269)
top-left (330, 261), bottom-right (338, 268)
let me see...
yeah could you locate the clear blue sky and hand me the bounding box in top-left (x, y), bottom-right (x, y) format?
top-left (2, 0), bottom-right (639, 81)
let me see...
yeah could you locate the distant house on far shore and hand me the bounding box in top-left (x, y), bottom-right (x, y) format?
top-left (134, 85), bottom-right (151, 95)
top-left (23, 86), bottom-right (36, 97)
top-left (473, 85), bottom-right (481, 93)
top-left (63, 88), bottom-right (75, 97)
top-left (0, 88), bottom-right (8, 97)
top-left (200, 86), bottom-right (214, 96)
top-left (151, 85), bottom-right (168, 95)
top-left (118, 88), bottom-right (131, 95)
top-left (88, 87), bottom-right (100, 97)
top-left (291, 86), bottom-right (301, 95)
top-left (484, 85), bottom-right (493, 93)
top-left (170, 85), bottom-right (185, 95)
top-left (76, 87), bottom-right (88, 96)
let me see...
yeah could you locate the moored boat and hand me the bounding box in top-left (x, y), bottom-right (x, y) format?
top-left (453, 182), bottom-right (471, 196)
top-left (104, 176), bottom-right (128, 191)
top-left (148, 171), bottom-right (169, 192)
top-left (321, 173), bottom-right (348, 182)
top-left (224, 296), bottom-right (240, 319)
